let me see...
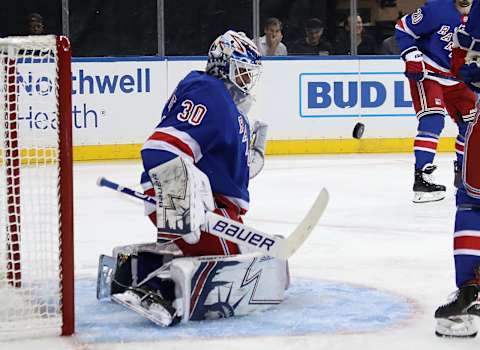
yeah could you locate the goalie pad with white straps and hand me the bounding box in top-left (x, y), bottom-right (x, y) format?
top-left (97, 245), bottom-right (289, 326)
top-left (170, 253), bottom-right (288, 322)
top-left (149, 156), bottom-right (215, 244)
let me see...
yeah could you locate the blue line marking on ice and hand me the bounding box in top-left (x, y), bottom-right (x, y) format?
top-left (75, 278), bottom-right (413, 343)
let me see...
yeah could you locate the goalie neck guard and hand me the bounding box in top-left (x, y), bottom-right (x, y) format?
top-left (206, 30), bottom-right (262, 95)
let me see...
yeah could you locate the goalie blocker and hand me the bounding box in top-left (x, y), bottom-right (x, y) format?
top-left (97, 243), bottom-right (289, 326)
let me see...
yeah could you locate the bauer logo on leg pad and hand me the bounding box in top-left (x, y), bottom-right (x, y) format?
top-left (211, 220), bottom-right (276, 251)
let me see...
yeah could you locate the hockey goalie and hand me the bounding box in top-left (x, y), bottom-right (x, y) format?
top-left (96, 30), bottom-right (288, 327)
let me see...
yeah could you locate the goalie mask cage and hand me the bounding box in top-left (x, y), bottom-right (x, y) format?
top-left (0, 36), bottom-right (74, 338)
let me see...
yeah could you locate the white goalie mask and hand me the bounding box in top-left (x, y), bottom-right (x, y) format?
top-left (206, 30), bottom-right (262, 94)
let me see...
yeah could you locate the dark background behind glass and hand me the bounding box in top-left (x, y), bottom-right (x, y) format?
top-left (2, 0), bottom-right (409, 57)
top-left (1, 0), bottom-right (62, 37)
top-left (69, 0), bottom-right (157, 56)
top-left (164, 0), bottom-right (253, 56)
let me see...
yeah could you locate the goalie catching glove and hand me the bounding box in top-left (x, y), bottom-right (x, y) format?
top-left (149, 156), bottom-right (215, 244)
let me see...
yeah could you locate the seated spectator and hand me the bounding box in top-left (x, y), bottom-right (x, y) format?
top-left (379, 35), bottom-right (400, 55)
top-left (20, 13), bottom-right (50, 58)
top-left (258, 17), bottom-right (288, 56)
top-left (25, 13), bottom-right (46, 35)
top-left (289, 18), bottom-right (334, 55)
top-left (334, 15), bottom-right (377, 55)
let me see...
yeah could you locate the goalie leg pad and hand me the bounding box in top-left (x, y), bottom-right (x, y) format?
top-left (148, 157), bottom-right (215, 244)
top-left (97, 254), bottom-right (116, 300)
top-left (111, 252), bottom-right (135, 295)
top-left (96, 252), bottom-right (137, 299)
top-left (96, 243), bottom-right (182, 300)
top-left (100, 250), bottom-right (288, 325)
top-left (98, 244), bottom-right (184, 327)
top-left (169, 253), bottom-right (289, 322)
top-left (136, 251), bottom-right (176, 301)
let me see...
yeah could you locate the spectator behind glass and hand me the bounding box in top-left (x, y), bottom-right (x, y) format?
top-left (25, 13), bottom-right (46, 35)
top-left (380, 35), bottom-right (400, 55)
top-left (334, 15), bottom-right (377, 55)
top-left (289, 18), bottom-right (334, 55)
top-left (258, 17), bottom-right (288, 56)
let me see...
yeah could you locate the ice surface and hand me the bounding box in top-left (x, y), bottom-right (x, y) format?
top-left (75, 278), bottom-right (413, 343)
top-left (2, 153), bottom-right (480, 349)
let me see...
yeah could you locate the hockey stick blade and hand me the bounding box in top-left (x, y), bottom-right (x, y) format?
top-left (283, 188), bottom-right (329, 258)
top-left (97, 177), bottom-right (329, 259)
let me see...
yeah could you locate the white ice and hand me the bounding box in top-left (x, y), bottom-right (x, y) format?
top-left (3, 153), bottom-right (480, 349)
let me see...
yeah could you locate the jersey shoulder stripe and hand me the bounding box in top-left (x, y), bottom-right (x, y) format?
top-left (396, 16), bottom-right (420, 40)
top-left (142, 126), bottom-right (203, 163)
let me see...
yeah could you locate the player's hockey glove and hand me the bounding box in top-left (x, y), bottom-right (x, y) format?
top-left (460, 59), bottom-right (480, 93)
top-left (454, 29), bottom-right (480, 53)
top-left (402, 48), bottom-right (425, 82)
top-left (453, 29), bottom-right (480, 93)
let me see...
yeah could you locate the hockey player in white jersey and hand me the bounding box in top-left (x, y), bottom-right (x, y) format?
top-left (96, 30), bottom-right (289, 327)
top-left (434, 0), bottom-right (480, 338)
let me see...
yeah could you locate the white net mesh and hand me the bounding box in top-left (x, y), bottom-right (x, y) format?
top-left (0, 35), bottom-right (64, 338)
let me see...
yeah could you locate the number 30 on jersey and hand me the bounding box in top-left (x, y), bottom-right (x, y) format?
top-left (177, 99), bottom-right (207, 126)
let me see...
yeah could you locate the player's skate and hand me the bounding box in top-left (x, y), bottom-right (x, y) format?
top-left (412, 164), bottom-right (446, 203)
top-left (434, 284), bottom-right (480, 338)
top-left (112, 287), bottom-right (181, 327)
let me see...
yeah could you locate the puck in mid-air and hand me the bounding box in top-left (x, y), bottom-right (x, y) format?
top-left (352, 122), bottom-right (365, 139)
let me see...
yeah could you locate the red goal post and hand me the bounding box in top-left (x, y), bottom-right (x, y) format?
top-left (0, 35), bottom-right (74, 338)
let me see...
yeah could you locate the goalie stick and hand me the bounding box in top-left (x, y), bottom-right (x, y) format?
top-left (96, 177), bottom-right (329, 260)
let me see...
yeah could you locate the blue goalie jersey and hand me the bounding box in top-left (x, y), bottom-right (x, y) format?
top-left (140, 71), bottom-right (251, 214)
top-left (396, 0), bottom-right (468, 76)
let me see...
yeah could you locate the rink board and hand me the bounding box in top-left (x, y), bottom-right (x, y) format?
top-left (15, 55), bottom-right (461, 160)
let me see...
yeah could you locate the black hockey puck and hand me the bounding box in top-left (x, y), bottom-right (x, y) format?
top-left (352, 122), bottom-right (365, 139)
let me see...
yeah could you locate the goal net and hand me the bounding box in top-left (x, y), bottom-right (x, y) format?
top-left (0, 35), bottom-right (74, 338)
